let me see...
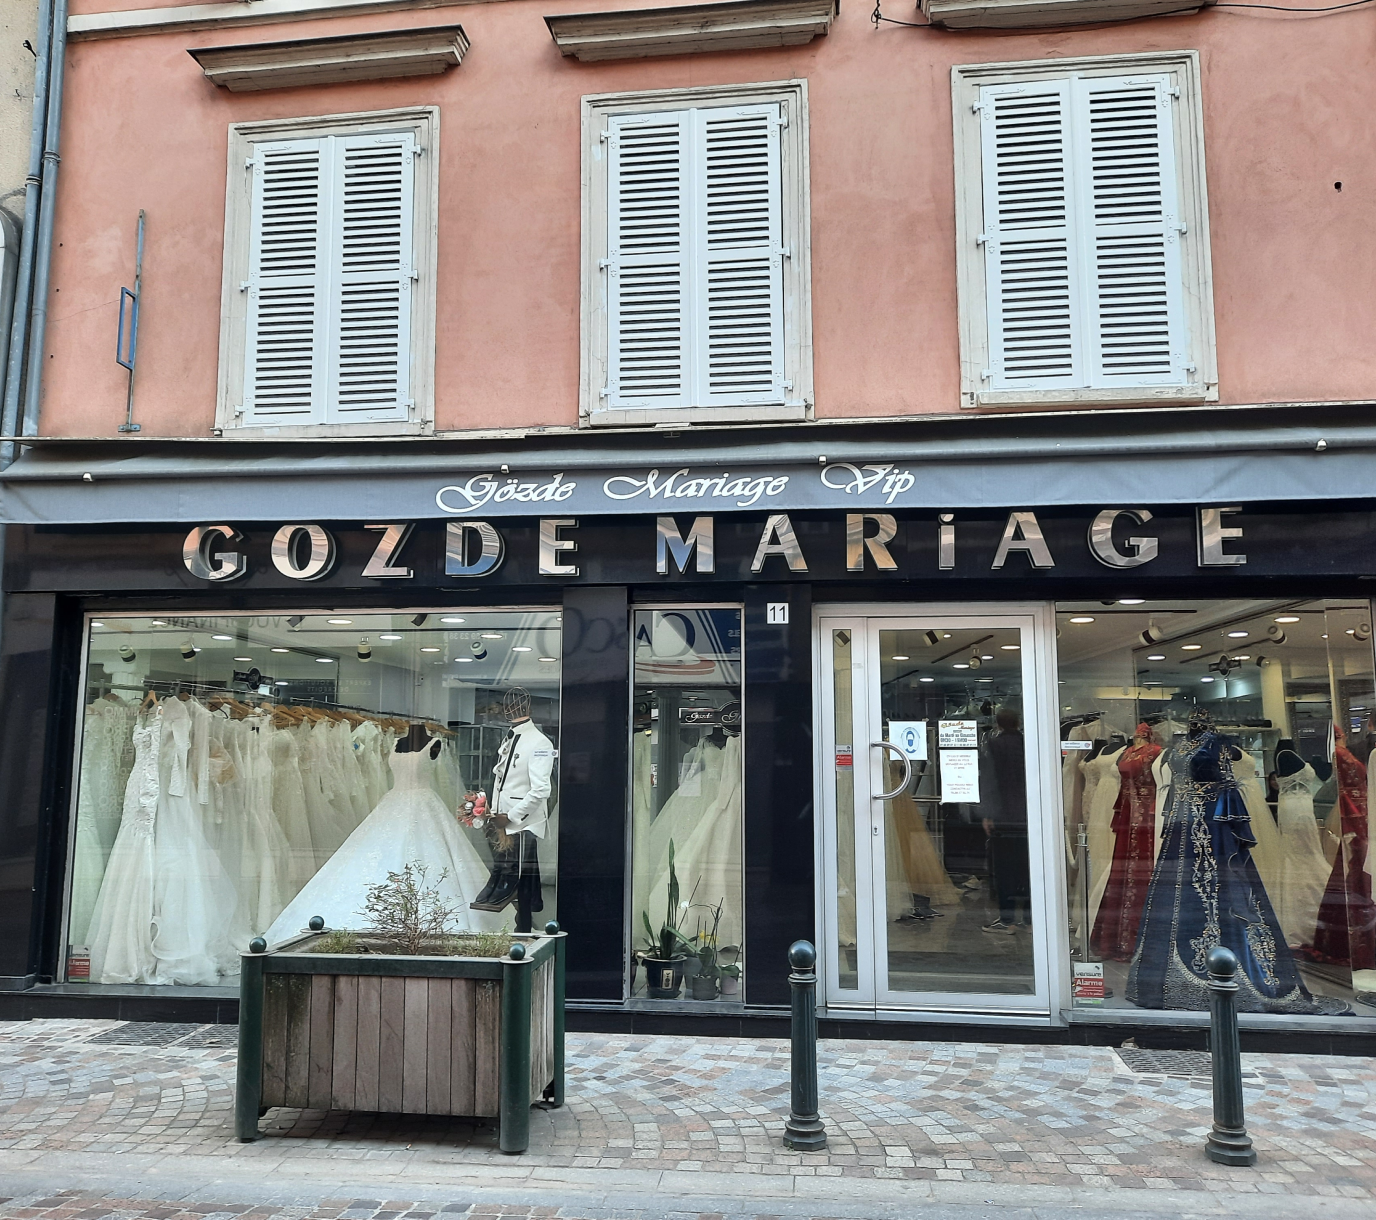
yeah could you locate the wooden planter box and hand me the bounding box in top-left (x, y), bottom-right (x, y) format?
top-left (235, 924), bottom-right (566, 1153)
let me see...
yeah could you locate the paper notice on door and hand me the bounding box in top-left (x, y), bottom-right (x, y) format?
top-left (938, 720), bottom-right (978, 749)
top-left (887, 721), bottom-right (927, 761)
top-left (940, 748), bottom-right (980, 802)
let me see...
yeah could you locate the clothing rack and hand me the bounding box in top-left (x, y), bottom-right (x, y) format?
top-left (283, 694), bottom-right (455, 736)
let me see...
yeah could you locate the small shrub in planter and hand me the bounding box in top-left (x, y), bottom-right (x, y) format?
top-left (235, 864), bottom-right (566, 1154)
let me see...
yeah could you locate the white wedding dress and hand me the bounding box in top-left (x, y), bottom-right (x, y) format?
top-left (1274, 763), bottom-right (1332, 948)
top-left (265, 746), bottom-right (499, 943)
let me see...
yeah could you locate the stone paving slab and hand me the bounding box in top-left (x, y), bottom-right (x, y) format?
top-left (0, 1019), bottom-right (1373, 1211)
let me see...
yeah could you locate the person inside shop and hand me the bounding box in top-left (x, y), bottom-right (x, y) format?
top-left (469, 686), bottom-right (555, 932)
top-left (981, 708), bottom-right (1030, 936)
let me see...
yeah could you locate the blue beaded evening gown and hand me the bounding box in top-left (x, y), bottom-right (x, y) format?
top-left (1126, 727), bottom-right (1345, 1014)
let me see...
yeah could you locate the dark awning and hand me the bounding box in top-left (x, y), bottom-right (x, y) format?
top-left (3, 403), bottom-right (1374, 524)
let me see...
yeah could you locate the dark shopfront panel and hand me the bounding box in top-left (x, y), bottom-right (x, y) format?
top-left (3, 505), bottom-right (1376, 1053)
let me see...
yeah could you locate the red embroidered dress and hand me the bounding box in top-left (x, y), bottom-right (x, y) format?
top-left (1092, 739), bottom-right (1162, 962)
top-left (1305, 745), bottom-right (1376, 971)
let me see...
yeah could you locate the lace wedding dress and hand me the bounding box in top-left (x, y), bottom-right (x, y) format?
top-left (264, 746), bottom-right (498, 943)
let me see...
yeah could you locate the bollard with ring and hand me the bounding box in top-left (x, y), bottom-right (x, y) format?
top-left (1204, 945), bottom-right (1256, 1166)
top-left (784, 939), bottom-right (827, 1151)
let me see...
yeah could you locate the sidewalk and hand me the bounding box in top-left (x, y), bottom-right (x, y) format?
top-left (0, 1019), bottom-right (1373, 1220)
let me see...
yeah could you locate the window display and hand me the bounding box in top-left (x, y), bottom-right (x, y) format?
top-left (66, 610), bottom-right (561, 986)
top-left (629, 609), bottom-right (743, 1005)
top-left (1057, 599), bottom-right (1375, 1017)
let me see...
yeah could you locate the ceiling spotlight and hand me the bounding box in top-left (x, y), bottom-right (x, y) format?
top-left (1274, 615), bottom-right (1300, 624)
top-left (968, 655), bottom-right (982, 669)
top-left (180, 638), bottom-right (196, 661)
top-left (1147, 653), bottom-right (1166, 661)
top-left (1182, 644), bottom-right (1203, 651)
top-left (891, 655), bottom-right (910, 661)
top-left (357, 637), bottom-right (372, 662)
top-left (327, 618), bottom-right (353, 626)
top-left (1069, 616), bottom-right (1095, 625)
top-left (1357, 623), bottom-right (1373, 641)
top-left (1139, 625), bottom-right (1166, 645)
top-left (411, 614), bottom-right (429, 627)
top-left (440, 616), bottom-right (466, 624)
top-left (1119, 598), bottom-right (1145, 605)
top-left (117, 644), bottom-right (137, 663)
top-left (379, 633), bottom-right (402, 641)
top-left (1265, 624), bottom-right (1287, 644)
top-left (287, 615), bottom-right (304, 629)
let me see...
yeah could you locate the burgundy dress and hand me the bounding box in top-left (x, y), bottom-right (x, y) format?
top-left (1092, 741), bottom-right (1162, 962)
top-left (1305, 745), bottom-right (1376, 971)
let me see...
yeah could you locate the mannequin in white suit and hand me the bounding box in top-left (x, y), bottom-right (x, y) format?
top-left (470, 688), bottom-right (555, 931)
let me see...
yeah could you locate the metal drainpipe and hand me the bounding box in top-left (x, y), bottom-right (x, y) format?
top-left (0, 0), bottom-right (54, 468)
top-left (20, 0), bottom-right (68, 443)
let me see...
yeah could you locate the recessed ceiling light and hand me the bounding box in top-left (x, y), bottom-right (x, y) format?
top-left (1346, 628), bottom-right (1356, 635)
top-left (981, 654), bottom-right (994, 661)
top-left (316, 656), bottom-right (334, 663)
top-left (891, 654), bottom-right (910, 661)
top-left (1200, 676), bottom-right (1215, 683)
top-left (91, 621), bottom-right (104, 628)
top-left (327, 618), bottom-right (353, 625)
top-left (150, 620), bottom-right (167, 627)
top-left (1000, 644), bottom-right (1020, 651)
top-left (1227, 630), bottom-right (1248, 638)
top-left (953, 663), bottom-right (970, 669)
top-left (440, 616), bottom-right (466, 624)
top-left (1181, 644), bottom-right (1203, 651)
top-left (456, 657), bottom-right (474, 663)
top-left (942, 633), bottom-right (951, 639)
top-left (919, 677), bottom-right (934, 683)
top-left (1069, 616), bottom-right (1095, 624)
top-left (512, 646), bottom-right (533, 653)
top-left (1233, 654), bottom-right (1251, 660)
top-left (1147, 654), bottom-right (1166, 661)
top-left (539, 657), bottom-right (557, 663)
top-left (1143, 681), bottom-right (1162, 686)
top-left (234, 656), bottom-right (252, 662)
top-left (212, 634), bottom-right (232, 641)
top-left (481, 632), bottom-right (503, 639)
top-left (420, 646), bottom-right (440, 653)
top-left (1119, 598), bottom-right (1145, 605)
top-left (1275, 616), bottom-right (1300, 623)
top-left (977, 677), bottom-right (993, 682)
top-left (276, 680), bottom-right (289, 686)
top-left (271, 647), bottom-right (289, 653)
top-left (379, 633), bottom-right (402, 641)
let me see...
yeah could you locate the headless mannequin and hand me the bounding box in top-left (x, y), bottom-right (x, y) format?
top-left (1275, 741), bottom-right (1306, 778)
top-left (396, 723), bottom-right (442, 759)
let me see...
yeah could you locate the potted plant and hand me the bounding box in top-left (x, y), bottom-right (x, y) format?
top-left (234, 862), bottom-right (566, 1155)
top-left (639, 841), bottom-right (695, 999)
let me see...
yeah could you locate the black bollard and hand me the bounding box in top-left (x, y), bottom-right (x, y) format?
top-left (1204, 945), bottom-right (1256, 1166)
top-left (783, 940), bottom-right (827, 1151)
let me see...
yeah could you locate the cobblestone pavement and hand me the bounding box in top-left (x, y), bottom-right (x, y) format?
top-left (0, 1019), bottom-right (1374, 1219)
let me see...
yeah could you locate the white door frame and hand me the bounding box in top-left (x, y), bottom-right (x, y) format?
top-left (812, 601), bottom-right (1067, 1023)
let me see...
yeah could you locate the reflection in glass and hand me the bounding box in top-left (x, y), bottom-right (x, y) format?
top-left (66, 611), bottom-right (561, 986)
top-left (877, 628), bottom-right (1034, 997)
top-left (1056, 599), bottom-right (1375, 1016)
top-left (629, 609), bottom-right (744, 1004)
top-left (832, 629), bottom-right (858, 990)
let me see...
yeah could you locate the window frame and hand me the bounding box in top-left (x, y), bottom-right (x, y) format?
top-left (580, 80), bottom-right (814, 429)
top-left (952, 52), bottom-right (1216, 410)
top-left (216, 107), bottom-right (439, 437)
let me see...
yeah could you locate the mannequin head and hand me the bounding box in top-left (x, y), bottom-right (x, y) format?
top-left (1135, 721), bottom-right (1154, 743)
top-left (1187, 706), bottom-right (1213, 734)
top-left (503, 686), bottom-right (532, 724)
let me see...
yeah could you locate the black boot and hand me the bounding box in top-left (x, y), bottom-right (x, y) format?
top-left (470, 869), bottom-right (518, 912)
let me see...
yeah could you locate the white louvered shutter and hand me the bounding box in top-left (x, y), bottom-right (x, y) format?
top-left (695, 104), bottom-right (785, 406)
top-left (605, 104), bottom-right (785, 412)
top-left (980, 81), bottom-right (1082, 390)
top-left (243, 139), bottom-right (329, 424)
top-left (607, 111), bottom-right (690, 409)
top-left (1073, 75), bottom-right (1188, 387)
top-left (326, 133), bottom-right (415, 422)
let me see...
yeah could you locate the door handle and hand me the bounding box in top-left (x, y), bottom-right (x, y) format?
top-left (870, 741), bottom-right (912, 800)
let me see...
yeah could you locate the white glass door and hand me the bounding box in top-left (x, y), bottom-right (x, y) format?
top-left (818, 610), bottom-right (1055, 1014)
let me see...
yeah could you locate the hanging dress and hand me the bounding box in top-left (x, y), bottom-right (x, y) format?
top-left (1304, 745), bottom-right (1376, 973)
top-left (1126, 728), bottom-right (1343, 1014)
top-left (1090, 740), bottom-right (1161, 961)
top-left (86, 710), bottom-right (162, 984)
top-left (1274, 762), bottom-right (1332, 948)
top-left (1081, 746), bottom-right (1125, 933)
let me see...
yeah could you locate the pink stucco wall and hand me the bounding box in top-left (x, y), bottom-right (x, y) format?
top-left (42, 1), bottom-right (1376, 437)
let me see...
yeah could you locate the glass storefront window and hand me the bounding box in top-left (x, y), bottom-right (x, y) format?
top-left (66, 610), bottom-right (561, 986)
top-left (629, 609), bottom-right (743, 1005)
top-left (1057, 598), bottom-right (1375, 1017)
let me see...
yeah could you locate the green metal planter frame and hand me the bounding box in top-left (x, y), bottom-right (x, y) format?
top-left (236, 921), bottom-right (567, 1154)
